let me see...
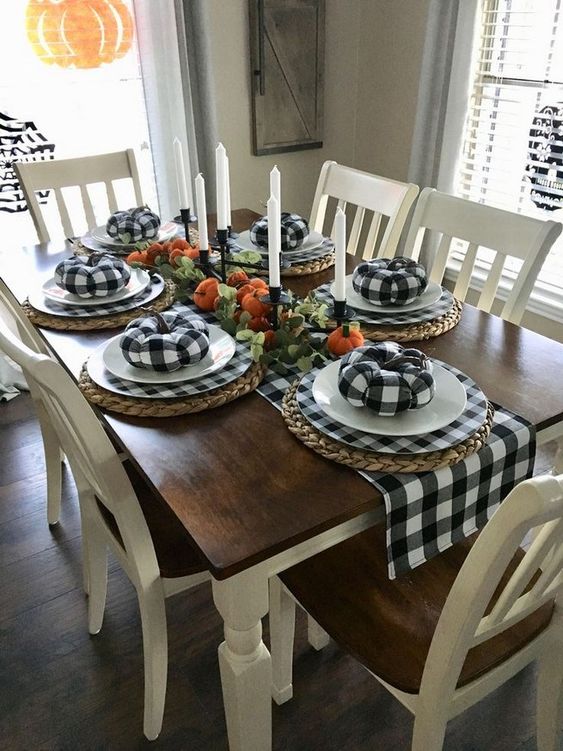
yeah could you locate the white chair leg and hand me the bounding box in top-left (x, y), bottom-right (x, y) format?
top-left (85, 518), bottom-right (108, 635)
top-left (269, 576), bottom-right (295, 704)
top-left (536, 638), bottom-right (563, 751)
top-left (307, 615), bottom-right (330, 651)
top-left (411, 707), bottom-right (448, 751)
top-left (138, 583), bottom-right (168, 742)
top-left (37, 409), bottom-right (62, 526)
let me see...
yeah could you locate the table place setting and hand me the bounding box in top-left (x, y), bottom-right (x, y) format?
top-left (24, 253), bottom-right (174, 331)
top-left (78, 308), bottom-right (265, 417)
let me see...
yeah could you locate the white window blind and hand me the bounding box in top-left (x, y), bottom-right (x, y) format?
top-left (453, 0), bottom-right (563, 315)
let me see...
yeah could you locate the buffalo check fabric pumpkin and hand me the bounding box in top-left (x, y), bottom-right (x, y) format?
top-left (338, 343), bottom-right (435, 416)
top-left (120, 312), bottom-right (209, 372)
top-left (106, 207), bottom-right (160, 243)
top-left (250, 212), bottom-right (310, 251)
top-left (352, 257), bottom-right (428, 306)
top-left (54, 255), bottom-right (131, 298)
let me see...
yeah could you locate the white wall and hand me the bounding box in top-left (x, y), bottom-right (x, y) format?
top-left (204, 0), bottom-right (431, 216)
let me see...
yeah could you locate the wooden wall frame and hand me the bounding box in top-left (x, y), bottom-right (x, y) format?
top-left (249, 0), bottom-right (325, 156)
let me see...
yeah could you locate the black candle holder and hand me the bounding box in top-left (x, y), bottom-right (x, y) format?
top-left (227, 225), bottom-right (239, 240)
top-left (326, 298), bottom-right (356, 323)
top-left (177, 208), bottom-right (197, 247)
top-left (259, 286), bottom-right (292, 330)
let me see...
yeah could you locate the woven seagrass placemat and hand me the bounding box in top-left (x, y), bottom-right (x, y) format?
top-left (281, 252), bottom-right (335, 277)
top-left (335, 298), bottom-right (463, 342)
top-left (78, 361), bottom-right (267, 417)
top-left (23, 281), bottom-right (176, 331)
top-left (281, 378), bottom-right (494, 473)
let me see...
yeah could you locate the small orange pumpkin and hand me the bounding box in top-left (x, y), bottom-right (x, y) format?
top-left (227, 270), bottom-right (249, 287)
top-left (171, 238), bottom-right (190, 251)
top-left (247, 316), bottom-right (272, 332)
top-left (145, 243), bottom-right (167, 265)
top-left (126, 249), bottom-right (148, 265)
top-left (264, 330), bottom-right (277, 351)
top-left (248, 278), bottom-right (268, 290)
top-left (193, 278), bottom-right (219, 311)
top-left (240, 289), bottom-right (272, 318)
top-left (26, 0), bottom-right (134, 69)
top-left (327, 322), bottom-right (365, 357)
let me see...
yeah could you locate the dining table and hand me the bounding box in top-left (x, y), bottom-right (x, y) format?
top-left (3, 207), bottom-right (563, 750)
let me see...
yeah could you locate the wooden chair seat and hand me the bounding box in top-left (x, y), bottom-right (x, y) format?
top-left (280, 524), bottom-right (554, 694)
top-left (97, 463), bottom-right (206, 579)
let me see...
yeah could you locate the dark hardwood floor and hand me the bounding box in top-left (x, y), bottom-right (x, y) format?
top-left (1, 393), bottom-right (560, 750)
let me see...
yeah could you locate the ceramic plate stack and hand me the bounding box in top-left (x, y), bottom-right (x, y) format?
top-left (295, 358), bottom-right (489, 456)
top-left (234, 229), bottom-right (334, 267)
top-left (28, 268), bottom-right (166, 318)
top-left (86, 323), bottom-right (254, 400)
top-left (80, 221), bottom-right (178, 254)
top-left (325, 276), bottom-right (455, 326)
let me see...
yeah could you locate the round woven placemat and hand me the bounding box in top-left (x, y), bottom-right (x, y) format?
top-left (282, 379), bottom-right (494, 473)
top-left (23, 280), bottom-right (176, 331)
top-left (78, 361), bottom-right (267, 417)
top-left (335, 298), bottom-right (463, 342)
top-left (281, 252), bottom-right (335, 277)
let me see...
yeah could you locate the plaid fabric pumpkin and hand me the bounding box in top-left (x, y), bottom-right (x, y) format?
top-left (106, 206), bottom-right (161, 243)
top-left (338, 342), bottom-right (435, 416)
top-left (352, 257), bottom-right (428, 306)
top-left (119, 312), bottom-right (210, 372)
top-left (54, 255), bottom-right (131, 298)
top-left (249, 212), bottom-right (309, 251)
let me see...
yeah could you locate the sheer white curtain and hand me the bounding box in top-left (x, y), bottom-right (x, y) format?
top-left (406, 0), bottom-right (478, 264)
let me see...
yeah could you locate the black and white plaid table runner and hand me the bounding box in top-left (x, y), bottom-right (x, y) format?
top-left (257, 366), bottom-right (535, 578)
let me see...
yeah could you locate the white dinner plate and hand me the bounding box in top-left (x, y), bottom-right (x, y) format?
top-left (89, 220), bottom-right (177, 248)
top-left (101, 324), bottom-right (236, 384)
top-left (235, 229), bottom-right (325, 254)
top-left (41, 268), bottom-right (150, 307)
top-left (330, 277), bottom-right (443, 313)
top-left (312, 359), bottom-right (467, 436)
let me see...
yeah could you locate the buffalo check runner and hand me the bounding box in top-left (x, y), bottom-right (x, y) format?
top-left (257, 365), bottom-right (535, 578)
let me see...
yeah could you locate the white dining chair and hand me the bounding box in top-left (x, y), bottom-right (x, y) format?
top-left (14, 149), bottom-right (144, 243)
top-left (0, 322), bottom-right (210, 741)
top-left (310, 160), bottom-right (419, 260)
top-left (269, 475), bottom-right (563, 750)
top-left (403, 187), bottom-right (562, 325)
top-left (0, 278), bottom-right (64, 525)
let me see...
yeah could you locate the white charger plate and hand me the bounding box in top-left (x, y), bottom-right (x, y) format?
top-left (89, 220), bottom-right (177, 248)
top-left (41, 268), bottom-right (149, 307)
top-left (235, 229), bottom-right (325, 254)
top-left (312, 359), bottom-right (467, 436)
top-left (330, 277), bottom-right (443, 313)
top-left (101, 324), bottom-right (236, 384)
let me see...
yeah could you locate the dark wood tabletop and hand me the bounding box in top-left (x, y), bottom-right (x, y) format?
top-left (3, 208), bottom-right (563, 579)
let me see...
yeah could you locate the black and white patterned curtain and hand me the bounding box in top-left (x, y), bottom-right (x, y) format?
top-left (526, 103), bottom-right (563, 212)
top-left (0, 110), bottom-right (55, 213)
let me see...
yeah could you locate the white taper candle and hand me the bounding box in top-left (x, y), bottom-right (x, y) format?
top-left (270, 165), bottom-right (281, 211)
top-left (215, 142), bottom-right (228, 230)
top-left (267, 194), bottom-right (281, 288)
top-left (194, 173), bottom-right (208, 250)
top-left (334, 206), bottom-right (346, 302)
top-left (173, 137), bottom-right (193, 210)
top-left (225, 155), bottom-right (232, 228)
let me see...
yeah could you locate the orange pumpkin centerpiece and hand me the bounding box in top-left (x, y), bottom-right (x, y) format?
top-left (327, 322), bottom-right (365, 356)
top-left (26, 0), bottom-right (134, 69)
top-left (193, 278), bottom-right (219, 312)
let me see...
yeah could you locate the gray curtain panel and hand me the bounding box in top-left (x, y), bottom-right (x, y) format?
top-left (176, 0), bottom-right (219, 212)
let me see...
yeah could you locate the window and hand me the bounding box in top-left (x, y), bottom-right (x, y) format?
top-left (451, 0), bottom-right (563, 318)
top-left (0, 0), bottom-right (160, 245)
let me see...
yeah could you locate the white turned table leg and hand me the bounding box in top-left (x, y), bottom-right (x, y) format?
top-left (213, 569), bottom-right (272, 751)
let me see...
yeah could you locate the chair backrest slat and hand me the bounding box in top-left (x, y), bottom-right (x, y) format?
top-left (54, 187), bottom-right (74, 239)
top-left (310, 161), bottom-right (419, 260)
top-left (418, 475), bottom-right (563, 701)
top-left (80, 184), bottom-right (97, 229)
top-left (403, 188), bottom-right (562, 324)
top-left (347, 206), bottom-right (365, 257)
top-left (14, 148), bottom-right (144, 242)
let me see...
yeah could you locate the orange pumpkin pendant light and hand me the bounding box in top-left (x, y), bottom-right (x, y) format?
top-left (26, 0), bottom-right (134, 69)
